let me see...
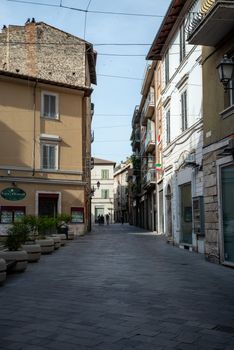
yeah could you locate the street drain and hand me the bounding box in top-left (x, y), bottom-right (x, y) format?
top-left (213, 325), bottom-right (234, 334)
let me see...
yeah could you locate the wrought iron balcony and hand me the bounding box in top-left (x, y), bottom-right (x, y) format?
top-left (187, 1), bottom-right (234, 46)
top-left (143, 169), bottom-right (156, 188)
top-left (144, 130), bottom-right (156, 153)
top-left (142, 87), bottom-right (155, 124)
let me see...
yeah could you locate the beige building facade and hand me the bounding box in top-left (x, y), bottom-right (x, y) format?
top-left (187, 0), bottom-right (234, 265)
top-left (0, 21), bottom-right (96, 235)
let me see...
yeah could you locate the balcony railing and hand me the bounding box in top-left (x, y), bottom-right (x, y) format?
top-left (143, 169), bottom-right (156, 187)
top-left (187, 1), bottom-right (234, 46)
top-left (142, 87), bottom-right (155, 121)
top-left (144, 130), bottom-right (155, 153)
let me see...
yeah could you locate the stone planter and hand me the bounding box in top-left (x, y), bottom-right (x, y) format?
top-left (56, 234), bottom-right (66, 246)
top-left (21, 243), bottom-right (41, 262)
top-left (0, 250), bottom-right (28, 273)
top-left (35, 238), bottom-right (54, 254)
top-left (0, 258), bottom-right (6, 285)
top-left (49, 235), bottom-right (61, 249)
top-left (67, 230), bottom-right (75, 240)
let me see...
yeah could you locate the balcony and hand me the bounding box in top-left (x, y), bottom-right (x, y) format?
top-left (132, 105), bottom-right (141, 128)
top-left (144, 130), bottom-right (155, 153)
top-left (187, 1), bottom-right (234, 46)
top-left (143, 169), bottom-right (156, 188)
top-left (131, 128), bottom-right (140, 151)
top-left (142, 87), bottom-right (155, 124)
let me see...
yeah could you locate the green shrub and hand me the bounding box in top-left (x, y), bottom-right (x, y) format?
top-left (5, 222), bottom-right (30, 251)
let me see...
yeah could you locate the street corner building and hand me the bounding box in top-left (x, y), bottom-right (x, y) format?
top-left (0, 20), bottom-right (97, 235)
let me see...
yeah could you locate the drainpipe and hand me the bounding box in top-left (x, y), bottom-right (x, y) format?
top-left (32, 80), bottom-right (37, 176)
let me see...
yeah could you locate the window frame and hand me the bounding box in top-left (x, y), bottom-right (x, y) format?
top-left (71, 207), bottom-right (84, 223)
top-left (101, 189), bottom-right (109, 199)
top-left (165, 51), bottom-right (170, 86)
top-left (179, 22), bottom-right (186, 63)
top-left (101, 169), bottom-right (109, 180)
top-left (0, 206), bottom-right (26, 224)
top-left (41, 91), bottom-right (59, 120)
top-left (181, 90), bottom-right (188, 132)
top-left (41, 142), bottom-right (59, 170)
top-left (166, 108), bottom-right (171, 144)
top-left (229, 79), bottom-right (234, 107)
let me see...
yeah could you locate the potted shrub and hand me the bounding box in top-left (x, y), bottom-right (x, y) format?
top-left (35, 216), bottom-right (55, 254)
top-left (20, 216), bottom-right (41, 262)
top-left (0, 223), bottom-right (28, 272)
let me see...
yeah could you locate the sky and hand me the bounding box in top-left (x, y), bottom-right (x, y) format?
top-left (0, 0), bottom-right (170, 164)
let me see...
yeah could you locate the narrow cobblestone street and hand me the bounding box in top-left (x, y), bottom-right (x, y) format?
top-left (0, 224), bottom-right (234, 350)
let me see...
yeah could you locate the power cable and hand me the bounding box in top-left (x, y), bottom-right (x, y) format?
top-left (84, 0), bottom-right (92, 39)
top-left (7, 0), bottom-right (168, 17)
top-left (7, 0), bottom-right (232, 21)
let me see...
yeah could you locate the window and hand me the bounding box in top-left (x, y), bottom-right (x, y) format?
top-left (165, 51), bottom-right (169, 86)
top-left (41, 92), bottom-right (58, 119)
top-left (0, 206), bottom-right (25, 224)
top-left (180, 23), bottom-right (186, 62)
top-left (181, 90), bottom-right (188, 131)
top-left (71, 207), bottom-right (84, 223)
top-left (101, 189), bottom-right (109, 199)
top-left (101, 169), bottom-right (109, 180)
top-left (229, 78), bottom-right (234, 107)
top-left (166, 109), bottom-right (171, 144)
top-left (41, 143), bottom-right (58, 170)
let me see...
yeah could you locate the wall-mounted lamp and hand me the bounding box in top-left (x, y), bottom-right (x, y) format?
top-left (217, 55), bottom-right (234, 91)
top-left (90, 181), bottom-right (101, 197)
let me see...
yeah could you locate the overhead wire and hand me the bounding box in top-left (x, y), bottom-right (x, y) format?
top-left (6, 0), bottom-right (233, 21)
top-left (7, 0), bottom-right (169, 17)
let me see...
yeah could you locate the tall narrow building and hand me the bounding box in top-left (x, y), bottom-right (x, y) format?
top-left (0, 21), bottom-right (97, 235)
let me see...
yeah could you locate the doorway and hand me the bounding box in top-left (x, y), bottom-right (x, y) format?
top-left (38, 193), bottom-right (59, 217)
top-left (95, 207), bottom-right (104, 223)
top-left (221, 164), bottom-right (234, 263)
top-left (166, 185), bottom-right (172, 238)
top-left (180, 183), bottom-right (192, 244)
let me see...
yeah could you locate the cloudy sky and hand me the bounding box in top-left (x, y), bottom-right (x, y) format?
top-left (0, 0), bottom-right (170, 164)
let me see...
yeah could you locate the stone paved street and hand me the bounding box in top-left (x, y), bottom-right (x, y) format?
top-left (0, 224), bottom-right (234, 350)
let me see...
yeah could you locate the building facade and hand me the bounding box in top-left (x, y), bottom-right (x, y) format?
top-left (114, 161), bottom-right (131, 223)
top-left (187, 0), bottom-right (234, 265)
top-left (147, 0), bottom-right (204, 252)
top-left (91, 158), bottom-right (115, 224)
top-left (0, 21), bottom-right (96, 235)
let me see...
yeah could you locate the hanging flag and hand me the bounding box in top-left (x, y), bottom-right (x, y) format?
top-left (155, 163), bottom-right (162, 171)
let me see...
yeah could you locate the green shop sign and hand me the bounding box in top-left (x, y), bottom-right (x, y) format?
top-left (1, 187), bottom-right (26, 201)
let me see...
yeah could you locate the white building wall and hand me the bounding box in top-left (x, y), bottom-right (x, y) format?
top-left (91, 163), bottom-right (115, 224)
top-left (161, 1), bottom-right (204, 253)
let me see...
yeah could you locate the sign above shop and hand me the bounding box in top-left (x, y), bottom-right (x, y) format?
top-left (1, 187), bottom-right (26, 201)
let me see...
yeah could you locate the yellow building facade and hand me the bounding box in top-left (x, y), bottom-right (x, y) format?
top-left (0, 21), bottom-right (96, 235)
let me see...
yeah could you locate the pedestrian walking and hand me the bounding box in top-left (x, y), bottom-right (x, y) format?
top-left (97, 215), bottom-right (101, 225)
top-left (100, 214), bottom-right (104, 225)
top-left (121, 214), bottom-right (124, 225)
top-left (105, 213), bottom-right (110, 225)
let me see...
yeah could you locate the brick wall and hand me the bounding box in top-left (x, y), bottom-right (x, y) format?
top-left (0, 22), bottom-right (87, 87)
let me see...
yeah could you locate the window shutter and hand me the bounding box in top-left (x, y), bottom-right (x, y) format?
top-left (44, 95), bottom-right (50, 117)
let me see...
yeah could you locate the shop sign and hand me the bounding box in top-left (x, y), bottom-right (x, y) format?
top-left (1, 187), bottom-right (26, 201)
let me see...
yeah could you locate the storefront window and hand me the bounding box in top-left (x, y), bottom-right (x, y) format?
top-left (71, 207), bottom-right (84, 223)
top-left (0, 206), bottom-right (25, 224)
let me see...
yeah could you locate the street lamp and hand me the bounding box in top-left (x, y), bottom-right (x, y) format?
top-left (217, 55), bottom-right (234, 91)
